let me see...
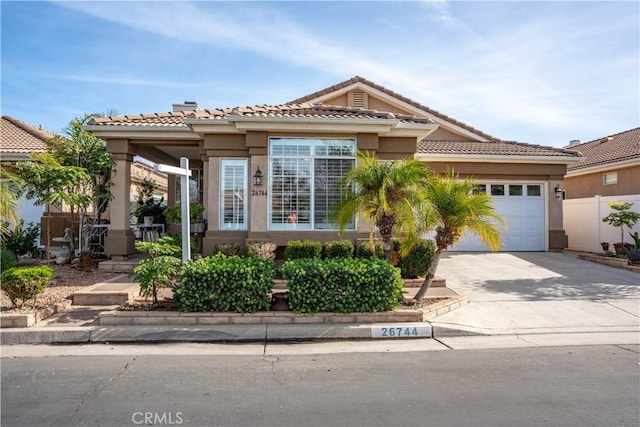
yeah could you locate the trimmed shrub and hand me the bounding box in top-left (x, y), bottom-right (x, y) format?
top-left (214, 242), bottom-right (243, 257)
top-left (175, 253), bottom-right (276, 313)
top-left (324, 240), bottom-right (355, 259)
top-left (132, 237), bottom-right (182, 304)
top-left (394, 239), bottom-right (436, 279)
top-left (284, 240), bottom-right (323, 260)
top-left (283, 258), bottom-right (403, 314)
top-left (357, 241), bottom-right (384, 259)
top-left (1, 265), bottom-right (54, 308)
top-left (1, 247), bottom-right (17, 272)
top-left (247, 241), bottom-right (277, 260)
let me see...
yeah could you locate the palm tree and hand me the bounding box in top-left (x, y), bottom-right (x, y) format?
top-left (333, 151), bottom-right (431, 264)
top-left (411, 170), bottom-right (506, 302)
top-left (0, 165), bottom-right (24, 241)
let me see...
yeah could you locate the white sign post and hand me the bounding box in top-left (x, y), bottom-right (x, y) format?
top-left (156, 157), bottom-right (192, 263)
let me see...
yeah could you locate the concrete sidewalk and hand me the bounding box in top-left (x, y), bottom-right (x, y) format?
top-left (1, 252), bottom-right (638, 346)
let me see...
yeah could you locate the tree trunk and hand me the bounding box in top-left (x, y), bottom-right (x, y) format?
top-left (413, 247), bottom-right (445, 302)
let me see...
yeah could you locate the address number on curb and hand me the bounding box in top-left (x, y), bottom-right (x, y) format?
top-left (371, 326), bottom-right (430, 338)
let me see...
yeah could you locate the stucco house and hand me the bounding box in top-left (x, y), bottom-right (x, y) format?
top-left (563, 127), bottom-right (640, 252)
top-left (84, 76), bottom-right (581, 259)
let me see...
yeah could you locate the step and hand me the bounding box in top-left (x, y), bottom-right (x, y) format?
top-left (73, 282), bottom-right (139, 306)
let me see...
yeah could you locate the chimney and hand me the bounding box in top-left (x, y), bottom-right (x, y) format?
top-left (172, 101), bottom-right (200, 113)
top-left (564, 139), bottom-right (581, 149)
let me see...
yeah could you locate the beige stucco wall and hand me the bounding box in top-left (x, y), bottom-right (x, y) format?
top-left (564, 165), bottom-right (640, 199)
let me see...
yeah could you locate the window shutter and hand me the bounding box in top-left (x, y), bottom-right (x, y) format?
top-left (348, 91), bottom-right (368, 108)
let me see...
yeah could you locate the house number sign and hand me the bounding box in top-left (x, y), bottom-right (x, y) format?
top-left (370, 325), bottom-right (431, 338)
top-left (251, 189), bottom-right (267, 197)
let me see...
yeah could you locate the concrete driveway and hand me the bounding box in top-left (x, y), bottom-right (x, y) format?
top-left (431, 252), bottom-right (640, 336)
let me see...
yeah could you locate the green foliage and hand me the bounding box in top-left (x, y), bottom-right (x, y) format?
top-left (131, 236), bottom-right (182, 304)
top-left (3, 221), bottom-right (41, 258)
top-left (283, 258), bottom-right (403, 314)
top-left (1, 247), bottom-right (17, 272)
top-left (175, 254), bottom-right (277, 313)
top-left (246, 241), bottom-right (277, 260)
top-left (323, 240), bottom-right (355, 259)
top-left (630, 232), bottom-right (640, 249)
top-left (214, 242), bottom-right (243, 256)
top-left (393, 239), bottom-right (436, 278)
top-left (164, 203), bottom-right (205, 222)
top-left (284, 240), bottom-right (323, 260)
top-left (1, 266), bottom-right (53, 308)
top-left (0, 165), bottom-right (24, 241)
top-left (133, 177), bottom-right (166, 224)
top-left (602, 201), bottom-right (640, 244)
top-left (357, 241), bottom-right (384, 259)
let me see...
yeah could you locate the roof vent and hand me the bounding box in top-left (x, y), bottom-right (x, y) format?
top-left (348, 91), bottom-right (368, 109)
top-left (172, 101), bottom-right (200, 112)
top-left (564, 139), bottom-right (581, 148)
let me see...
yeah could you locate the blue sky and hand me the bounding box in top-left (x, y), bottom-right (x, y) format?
top-left (2, 0), bottom-right (638, 148)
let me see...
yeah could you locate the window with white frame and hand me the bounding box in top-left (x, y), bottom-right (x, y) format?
top-left (603, 172), bottom-right (617, 185)
top-left (219, 159), bottom-right (247, 230)
top-left (269, 138), bottom-right (356, 230)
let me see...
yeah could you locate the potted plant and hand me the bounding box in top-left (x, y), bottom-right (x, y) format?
top-left (132, 178), bottom-right (166, 226)
top-left (602, 201), bottom-right (640, 256)
top-left (163, 203), bottom-right (205, 233)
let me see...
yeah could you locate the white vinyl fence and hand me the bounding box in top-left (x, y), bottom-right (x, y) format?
top-left (563, 194), bottom-right (640, 253)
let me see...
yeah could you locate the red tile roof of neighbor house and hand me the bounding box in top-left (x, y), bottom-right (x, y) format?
top-left (1, 115), bottom-right (53, 153)
top-left (566, 127), bottom-right (640, 171)
top-left (88, 103), bottom-right (434, 127)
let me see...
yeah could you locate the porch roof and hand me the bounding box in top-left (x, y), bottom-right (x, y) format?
top-left (418, 139), bottom-right (582, 158)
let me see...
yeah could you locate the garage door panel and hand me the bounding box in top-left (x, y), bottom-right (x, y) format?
top-left (451, 182), bottom-right (545, 252)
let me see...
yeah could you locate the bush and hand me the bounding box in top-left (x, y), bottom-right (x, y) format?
top-left (247, 241), bottom-right (277, 260)
top-left (175, 254), bottom-right (277, 313)
top-left (357, 241), bottom-right (384, 259)
top-left (1, 247), bottom-right (17, 272)
top-left (214, 242), bottom-right (243, 256)
top-left (284, 240), bottom-right (323, 260)
top-left (394, 239), bottom-right (436, 278)
top-left (323, 240), bottom-right (355, 259)
top-left (3, 221), bottom-right (41, 258)
top-left (283, 258), bottom-right (403, 314)
top-left (1, 265), bottom-right (54, 308)
top-left (132, 236), bottom-right (182, 304)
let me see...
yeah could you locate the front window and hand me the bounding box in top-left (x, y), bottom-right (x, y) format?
top-left (269, 138), bottom-right (356, 230)
top-left (219, 159), bottom-right (247, 230)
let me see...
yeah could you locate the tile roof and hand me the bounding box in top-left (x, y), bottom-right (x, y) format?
top-left (566, 127), bottom-right (640, 171)
top-left (418, 139), bottom-right (582, 158)
top-left (1, 115), bottom-right (53, 154)
top-left (88, 103), bottom-right (433, 127)
top-left (289, 75), bottom-right (496, 140)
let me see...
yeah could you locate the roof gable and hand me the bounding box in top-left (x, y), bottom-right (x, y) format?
top-left (567, 127), bottom-right (640, 172)
top-left (1, 115), bottom-right (52, 154)
top-left (289, 76), bottom-right (494, 142)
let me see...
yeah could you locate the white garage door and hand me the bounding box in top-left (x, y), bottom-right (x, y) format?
top-left (451, 183), bottom-right (546, 252)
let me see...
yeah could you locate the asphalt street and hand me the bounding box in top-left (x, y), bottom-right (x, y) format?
top-left (2, 343), bottom-right (639, 427)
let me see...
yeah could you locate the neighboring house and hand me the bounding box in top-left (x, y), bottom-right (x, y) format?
top-left (562, 127), bottom-right (640, 252)
top-left (1, 115), bottom-right (52, 245)
top-left (84, 76), bottom-right (581, 259)
top-left (129, 160), bottom-right (168, 220)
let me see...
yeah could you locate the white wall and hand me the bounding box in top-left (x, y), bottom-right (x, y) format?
top-left (563, 194), bottom-right (640, 252)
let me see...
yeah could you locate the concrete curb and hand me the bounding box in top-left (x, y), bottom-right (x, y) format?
top-left (1, 323), bottom-right (435, 344)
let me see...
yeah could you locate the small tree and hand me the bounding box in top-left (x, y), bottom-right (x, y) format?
top-left (133, 177), bottom-right (165, 224)
top-left (410, 170), bottom-right (505, 302)
top-left (130, 236), bottom-right (182, 305)
top-left (602, 201), bottom-right (640, 245)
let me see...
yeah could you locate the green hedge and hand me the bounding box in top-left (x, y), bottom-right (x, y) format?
top-left (394, 239), bottom-right (436, 279)
top-left (357, 241), bottom-right (384, 259)
top-left (1, 265), bottom-right (54, 308)
top-left (323, 240), bottom-right (355, 259)
top-left (284, 240), bottom-right (323, 260)
top-left (175, 253), bottom-right (276, 313)
top-left (283, 258), bottom-right (403, 313)
top-left (1, 247), bottom-right (17, 273)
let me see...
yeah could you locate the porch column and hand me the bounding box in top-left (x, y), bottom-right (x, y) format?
top-left (104, 145), bottom-right (136, 259)
top-left (548, 177), bottom-right (569, 251)
top-left (202, 158), bottom-right (218, 255)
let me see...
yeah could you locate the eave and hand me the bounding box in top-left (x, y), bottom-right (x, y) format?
top-left (566, 158), bottom-right (640, 177)
top-left (82, 125), bottom-right (201, 141)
